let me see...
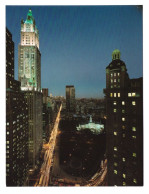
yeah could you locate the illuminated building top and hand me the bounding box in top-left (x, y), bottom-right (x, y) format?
top-left (112, 49), bottom-right (121, 60)
top-left (76, 116), bottom-right (104, 135)
top-left (18, 9), bottom-right (41, 92)
top-left (20, 9), bottom-right (39, 49)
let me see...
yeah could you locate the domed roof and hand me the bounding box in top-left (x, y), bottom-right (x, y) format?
top-left (112, 49), bottom-right (121, 60)
top-left (112, 49), bottom-right (120, 54)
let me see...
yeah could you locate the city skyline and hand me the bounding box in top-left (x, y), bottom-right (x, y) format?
top-left (6, 5), bottom-right (143, 98)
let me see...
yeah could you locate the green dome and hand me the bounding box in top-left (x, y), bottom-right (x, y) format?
top-left (112, 49), bottom-right (121, 60)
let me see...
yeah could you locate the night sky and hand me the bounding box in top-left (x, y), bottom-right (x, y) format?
top-left (6, 6), bottom-right (143, 98)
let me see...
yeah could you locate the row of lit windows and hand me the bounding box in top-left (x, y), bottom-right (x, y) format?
top-left (111, 73), bottom-right (120, 77)
top-left (110, 93), bottom-right (121, 97)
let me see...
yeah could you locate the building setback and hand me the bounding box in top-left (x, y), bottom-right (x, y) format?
top-left (18, 9), bottom-right (43, 169)
top-left (6, 28), bottom-right (29, 186)
top-left (104, 49), bottom-right (143, 186)
top-left (66, 85), bottom-right (75, 112)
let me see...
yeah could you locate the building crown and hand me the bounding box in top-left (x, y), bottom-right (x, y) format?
top-left (25, 9), bottom-right (35, 24)
top-left (112, 49), bottom-right (121, 61)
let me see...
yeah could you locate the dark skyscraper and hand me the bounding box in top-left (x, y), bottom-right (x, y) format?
top-left (104, 49), bottom-right (143, 186)
top-left (6, 28), bottom-right (29, 186)
top-left (66, 85), bottom-right (75, 112)
top-left (18, 9), bottom-right (43, 170)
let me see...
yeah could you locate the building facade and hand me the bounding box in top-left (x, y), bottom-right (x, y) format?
top-left (18, 9), bottom-right (43, 169)
top-left (18, 9), bottom-right (41, 91)
top-left (104, 49), bottom-right (143, 186)
top-left (66, 85), bottom-right (75, 112)
top-left (6, 28), bottom-right (29, 186)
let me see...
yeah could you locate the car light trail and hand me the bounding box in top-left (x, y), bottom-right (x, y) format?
top-left (35, 104), bottom-right (62, 186)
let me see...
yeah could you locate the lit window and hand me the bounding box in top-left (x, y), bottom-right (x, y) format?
top-left (128, 93), bottom-right (132, 97)
top-left (132, 127), bottom-right (136, 131)
top-left (114, 162), bottom-right (118, 167)
top-left (110, 93), bottom-right (113, 97)
top-left (6, 141), bottom-right (9, 144)
top-left (114, 132), bottom-right (117, 136)
top-left (113, 101), bottom-right (117, 105)
top-left (133, 179), bottom-right (137, 184)
top-left (114, 170), bottom-right (117, 174)
top-left (114, 79), bottom-right (116, 83)
top-left (132, 136), bottom-right (136, 139)
top-left (122, 157), bottom-right (126, 162)
top-left (123, 182), bottom-right (126, 186)
top-left (123, 133), bottom-right (126, 138)
top-left (111, 73), bottom-right (113, 77)
top-left (113, 109), bottom-right (117, 113)
top-left (123, 174), bottom-right (126, 179)
top-left (132, 101), bottom-right (136, 105)
top-left (111, 79), bottom-right (113, 83)
top-left (118, 93), bottom-right (120, 97)
top-left (114, 93), bottom-right (116, 97)
top-left (111, 85), bottom-right (113, 88)
top-left (122, 109), bottom-right (125, 113)
top-left (122, 117), bottom-right (125, 121)
top-left (114, 147), bottom-right (117, 151)
top-left (114, 73), bottom-right (116, 76)
top-left (132, 93), bottom-right (136, 97)
top-left (6, 131), bottom-right (9, 135)
top-left (6, 164), bottom-right (9, 167)
top-left (122, 126), bottom-right (125, 129)
top-left (122, 101), bottom-right (125, 105)
top-left (6, 122), bottom-right (9, 126)
top-left (133, 153), bottom-right (137, 157)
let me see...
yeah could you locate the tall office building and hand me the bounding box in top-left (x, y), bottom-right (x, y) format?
top-left (18, 8), bottom-right (41, 91)
top-left (66, 85), bottom-right (75, 112)
top-left (18, 9), bottom-right (43, 169)
top-left (104, 49), bottom-right (143, 186)
top-left (6, 28), bottom-right (29, 186)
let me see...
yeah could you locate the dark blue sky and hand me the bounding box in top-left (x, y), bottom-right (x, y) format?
top-left (6, 6), bottom-right (143, 98)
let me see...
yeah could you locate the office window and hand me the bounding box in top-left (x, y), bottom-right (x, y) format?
top-left (114, 73), bottom-right (116, 76)
top-left (122, 157), bottom-right (126, 162)
top-left (132, 127), bottom-right (136, 131)
top-left (111, 79), bottom-right (113, 83)
top-left (123, 133), bottom-right (126, 138)
top-left (122, 101), bottom-right (125, 105)
top-left (113, 109), bottom-right (117, 113)
top-left (122, 117), bottom-right (125, 121)
top-left (133, 179), bottom-right (137, 184)
top-left (133, 153), bottom-right (137, 157)
top-left (114, 170), bottom-right (117, 174)
top-left (114, 132), bottom-right (117, 136)
top-left (113, 101), bottom-right (117, 105)
top-left (114, 162), bottom-right (118, 167)
top-left (132, 93), bottom-right (136, 97)
top-left (111, 73), bottom-right (113, 77)
top-left (114, 93), bottom-right (116, 97)
top-left (110, 93), bottom-right (113, 97)
top-left (118, 93), bottom-right (120, 97)
top-left (123, 174), bottom-right (126, 179)
top-left (122, 125), bottom-right (125, 129)
top-left (114, 147), bottom-right (117, 151)
top-left (114, 79), bottom-right (116, 83)
top-left (132, 136), bottom-right (136, 139)
top-left (123, 182), bottom-right (126, 186)
top-left (122, 109), bottom-right (125, 113)
top-left (132, 101), bottom-right (136, 105)
top-left (128, 93), bottom-right (132, 97)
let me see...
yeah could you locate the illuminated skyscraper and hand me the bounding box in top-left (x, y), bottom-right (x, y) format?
top-left (18, 9), bottom-right (41, 91)
top-left (104, 49), bottom-right (143, 186)
top-left (18, 9), bottom-right (43, 169)
top-left (66, 85), bottom-right (75, 112)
